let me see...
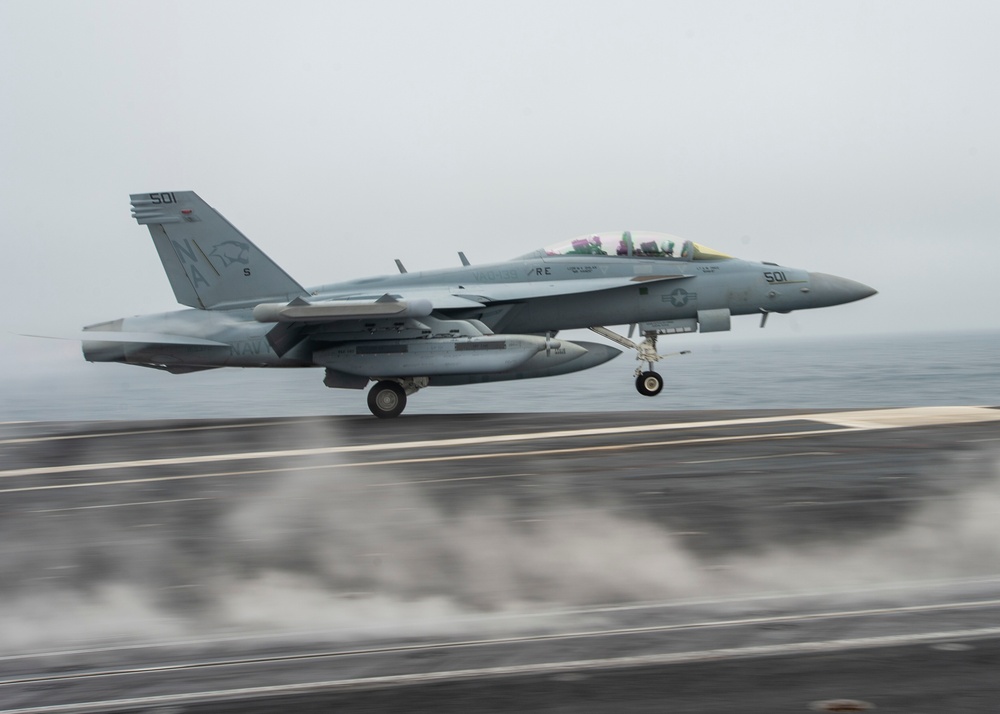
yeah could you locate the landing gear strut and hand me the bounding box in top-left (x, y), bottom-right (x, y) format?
top-left (589, 326), bottom-right (689, 398)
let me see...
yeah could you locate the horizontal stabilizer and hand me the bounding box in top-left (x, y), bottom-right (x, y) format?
top-left (80, 331), bottom-right (230, 346)
top-left (28, 331), bottom-right (229, 347)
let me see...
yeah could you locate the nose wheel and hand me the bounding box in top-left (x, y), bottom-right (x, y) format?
top-left (635, 371), bottom-right (664, 397)
top-left (588, 326), bottom-right (689, 398)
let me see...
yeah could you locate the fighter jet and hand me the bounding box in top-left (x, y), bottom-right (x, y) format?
top-left (80, 191), bottom-right (876, 418)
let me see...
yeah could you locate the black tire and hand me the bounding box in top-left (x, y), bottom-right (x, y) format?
top-left (367, 381), bottom-right (407, 418)
top-left (635, 371), bottom-right (664, 397)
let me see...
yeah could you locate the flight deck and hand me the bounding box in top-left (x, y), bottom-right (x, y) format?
top-left (1, 407), bottom-right (998, 713)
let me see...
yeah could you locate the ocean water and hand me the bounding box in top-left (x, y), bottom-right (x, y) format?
top-left (3, 330), bottom-right (998, 423)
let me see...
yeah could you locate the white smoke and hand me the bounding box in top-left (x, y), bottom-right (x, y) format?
top-left (0, 433), bottom-right (998, 653)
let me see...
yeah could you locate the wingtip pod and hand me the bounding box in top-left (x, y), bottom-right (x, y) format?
top-left (129, 191), bottom-right (307, 310)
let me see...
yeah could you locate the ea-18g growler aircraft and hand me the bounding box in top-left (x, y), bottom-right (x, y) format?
top-left (82, 191), bottom-right (877, 418)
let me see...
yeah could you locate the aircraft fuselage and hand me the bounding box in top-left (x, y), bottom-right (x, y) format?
top-left (81, 192), bottom-right (876, 416)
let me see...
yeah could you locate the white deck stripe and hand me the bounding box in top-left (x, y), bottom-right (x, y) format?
top-left (0, 426), bottom-right (860, 493)
top-left (2, 407), bottom-right (997, 480)
top-left (29, 498), bottom-right (209, 513)
top-left (0, 418), bottom-right (332, 446)
top-left (4, 598), bottom-right (999, 685)
top-left (810, 406), bottom-right (1000, 429)
top-left (681, 451), bottom-right (834, 465)
top-left (3, 626), bottom-right (1000, 714)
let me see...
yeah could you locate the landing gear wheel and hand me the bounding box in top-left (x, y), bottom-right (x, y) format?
top-left (635, 371), bottom-right (664, 397)
top-left (368, 381), bottom-right (407, 418)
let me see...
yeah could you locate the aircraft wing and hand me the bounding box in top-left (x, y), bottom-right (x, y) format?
top-left (445, 273), bottom-right (691, 303)
top-left (259, 274), bottom-right (692, 356)
top-left (369, 291), bottom-right (488, 309)
top-left (322, 273), bottom-right (692, 308)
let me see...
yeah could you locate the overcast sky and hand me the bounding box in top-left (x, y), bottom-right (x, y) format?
top-left (2, 1), bottom-right (998, 377)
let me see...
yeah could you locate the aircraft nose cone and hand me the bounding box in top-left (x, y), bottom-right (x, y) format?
top-left (807, 272), bottom-right (878, 306)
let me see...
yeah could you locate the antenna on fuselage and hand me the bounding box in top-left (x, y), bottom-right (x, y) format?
top-left (458, 252), bottom-right (470, 266)
top-left (394, 259), bottom-right (407, 274)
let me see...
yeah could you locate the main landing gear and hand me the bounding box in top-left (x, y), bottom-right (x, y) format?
top-left (367, 381), bottom-right (406, 418)
top-left (366, 377), bottom-right (428, 418)
top-left (589, 326), bottom-right (690, 398)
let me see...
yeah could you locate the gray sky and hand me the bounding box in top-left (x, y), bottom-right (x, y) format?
top-left (2, 1), bottom-right (999, 376)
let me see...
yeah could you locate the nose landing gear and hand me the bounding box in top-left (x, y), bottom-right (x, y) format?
top-left (589, 326), bottom-right (690, 397)
top-left (636, 370), bottom-right (664, 396)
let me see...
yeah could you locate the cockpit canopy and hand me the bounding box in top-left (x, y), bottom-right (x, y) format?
top-left (517, 231), bottom-right (733, 261)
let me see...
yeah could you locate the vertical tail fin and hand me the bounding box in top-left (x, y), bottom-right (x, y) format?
top-left (130, 191), bottom-right (307, 310)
